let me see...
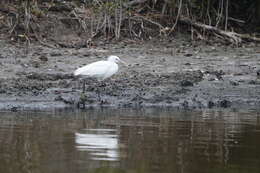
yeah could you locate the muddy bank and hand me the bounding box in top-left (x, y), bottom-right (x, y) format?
top-left (0, 38), bottom-right (260, 111)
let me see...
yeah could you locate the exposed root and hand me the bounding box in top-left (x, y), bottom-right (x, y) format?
top-left (0, 1), bottom-right (259, 45)
top-left (179, 17), bottom-right (260, 44)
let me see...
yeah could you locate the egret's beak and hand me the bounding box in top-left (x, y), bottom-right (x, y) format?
top-left (120, 60), bottom-right (128, 66)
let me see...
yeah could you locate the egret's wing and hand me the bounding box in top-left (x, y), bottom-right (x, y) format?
top-left (74, 61), bottom-right (113, 79)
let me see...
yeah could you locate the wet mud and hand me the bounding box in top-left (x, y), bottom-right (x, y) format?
top-left (0, 37), bottom-right (259, 111)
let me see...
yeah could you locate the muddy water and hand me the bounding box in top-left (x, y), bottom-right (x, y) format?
top-left (0, 109), bottom-right (260, 173)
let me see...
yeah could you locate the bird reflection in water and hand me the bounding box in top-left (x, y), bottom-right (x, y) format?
top-left (75, 129), bottom-right (119, 161)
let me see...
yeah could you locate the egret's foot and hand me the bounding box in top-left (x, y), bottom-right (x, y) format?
top-left (100, 99), bottom-right (104, 105)
top-left (77, 93), bottom-right (87, 109)
top-left (99, 98), bottom-right (109, 105)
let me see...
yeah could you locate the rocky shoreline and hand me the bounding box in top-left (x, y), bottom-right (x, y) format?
top-left (0, 38), bottom-right (259, 111)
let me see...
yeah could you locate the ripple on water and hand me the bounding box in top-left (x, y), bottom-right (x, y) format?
top-left (0, 109), bottom-right (259, 173)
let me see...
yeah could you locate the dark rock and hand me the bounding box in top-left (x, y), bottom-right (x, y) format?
top-left (11, 106), bottom-right (19, 112)
top-left (184, 53), bottom-right (193, 57)
top-left (180, 80), bottom-right (194, 87)
top-left (182, 100), bottom-right (189, 109)
top-left (83, 53), bottom-right (91, 57)
top-left (195, 100), bottom-right (204, 108)
top-left (39, 55), bottom-right (48, 62)
top-left (206, 70), bottom-right (225, 80)
top-left (208, 101), bottom-right (215, 108)
top-left (159, 58), bottom-right (166, 62)
top-left (248, 80), bottom-right (260, 85)
top-left (55, 95), bottom-right (74, 104)
top-left (50, 52), bottom-right (62, 56)
top-left (219, 100), bottom-right (231, 108)
top-left (248, 80), bottom-right (256, 85)
top-left (257, 69), bottom-right (260, 76)
top-left (0, 54), bottom-right (5, 59)
top-left (230, 81), bottom-right (239, 86)
top-left (233, 73), bottom-right (244, 76)
top-left (215, 72), bottom-right (224, 80)
top-left (54, 95), bottom-right (63, 101)
top-left (0, 89), bottom-right (6, 93)
top-left (31, 60), bottom-right (40, 68)
top-left (208, 77), bottom-right (216, 81)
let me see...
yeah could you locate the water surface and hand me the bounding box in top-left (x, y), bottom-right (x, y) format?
top-left (0, 109), bottom-right (260, 173)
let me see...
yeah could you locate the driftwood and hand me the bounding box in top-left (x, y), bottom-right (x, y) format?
top-left (179, 17), bottom-right (260, 44)
top-left (0, 6), bottom-right (17, 16)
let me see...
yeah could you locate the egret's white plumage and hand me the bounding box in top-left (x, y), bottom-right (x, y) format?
top-left (74, 56), bottom-right (120, 80)
top-left (74, 55), bottom-right (125, 93)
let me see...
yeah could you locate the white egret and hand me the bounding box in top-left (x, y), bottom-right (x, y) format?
top-left (74, 55), bottom-right (125, 93)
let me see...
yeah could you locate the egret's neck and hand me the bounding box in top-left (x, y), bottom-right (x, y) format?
top-left (107, 59), bottom-right (115, 63)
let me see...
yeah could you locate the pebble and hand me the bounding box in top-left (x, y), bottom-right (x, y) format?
top-left (257, 69), bottom-right (260, 76)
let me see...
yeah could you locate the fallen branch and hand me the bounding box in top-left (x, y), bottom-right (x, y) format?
top-left (132, 15), bottom-right (168, 36)
top-left (123, 0), bottom-right (147, 8)
top-left (179, 17), bottom-right (260, 44)
top-left (168, 0), bottom-right (183, 35)
top-left (34, 35), bottom-right (57, 48)
top-left (228, 17), bottom-right (245, 23)
top-left (70, 9), bottom-right (87, 31)
top-left (234, 33), bottom-right (260, 42)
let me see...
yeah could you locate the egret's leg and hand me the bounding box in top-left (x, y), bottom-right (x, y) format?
top-left (97, 81), bottom-right (101, 101)
top-left (80, 79), bottom-right (86, 109)
top-left (82, 80), bottom-right (86, 93)
top-left (96, 80), bottom-right (102, 102)
top-left (97, 90), bottom-right (101, 101)
top-left (98, 81), bottom-right (106, 104)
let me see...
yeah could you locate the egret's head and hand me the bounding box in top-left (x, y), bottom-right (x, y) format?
top-left (107, 55), bottom-right (127, 66)
top-left (107, 55), bottom-right (121, 63)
